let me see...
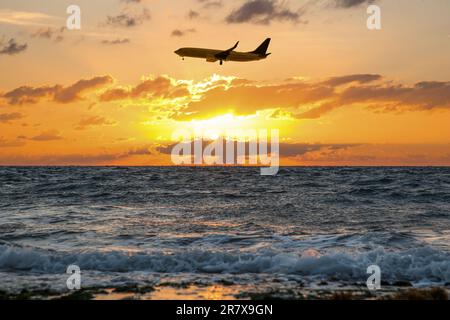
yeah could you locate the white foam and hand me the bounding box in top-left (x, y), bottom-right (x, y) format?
top-left (0, 244), bottom-right (449, 284)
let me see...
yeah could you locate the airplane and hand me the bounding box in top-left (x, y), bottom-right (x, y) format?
top-left (174, 38), bottom-right (271, 65)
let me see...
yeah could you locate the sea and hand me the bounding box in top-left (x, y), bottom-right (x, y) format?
top-left (0, 167), bottom-right (449, 297)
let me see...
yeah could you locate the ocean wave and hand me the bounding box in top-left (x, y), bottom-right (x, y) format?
top-left (1, 244), bottom-right (449, 284)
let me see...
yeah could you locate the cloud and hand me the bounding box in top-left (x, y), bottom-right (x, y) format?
top-left (0, 154), bottom-right (118, 165)
top-left (0, 147), bottom-right (152, 165)
top-left (289, 143), bottom-right (450, 166)
top-left (198, 0), bottom-right (223, 9)
top-left (321, 74), bottom-right (382, 86)
top-left (2, 86), bottom-right (57, 105)
top-left (155, 140), bottom-right (355, 159)
top-left (31, 27), bottom-right (52, 39)
top-left (104, 8), bottom-right (150, 27)
top-left (188, 10), bottom-right (200, 19)
top-left (295, 80), bottom-right (450, 118)
top-left (0, 112), bottom-right (24, 123)
top-left (226, 0), bottom-right (305, 25)
top-left (127, 146), bottom-right (152, 155)
top-left (278, 143), bottom-right (356, 157)
top-left (171, 28), bottom-right (196, 37)
top-left (222, 0), bottom-right (377, 26)
top-left (2, 75), bottom-right (114, 105)
top-left (0, 137), bottom-right (26, 148)
top-left (337, 81), bottom-right (450, 109)
top-left (175, 80), bottom-right (334, 120)
top-left (100, 76), bottom-right (189, 102)
top-left (167, 73), bottom-right (450, 121)
top-left (4, 73), bottom-right (450, 122)
top-left (75, 116), bottom-right (118, 130)
top-left (334, 0), bottom-right (376, 9)
top-left (31, 27), bottom-right (66, 42)
top-left (30, 130), bottom-right (62, 141)
top-left (154, 141), bottom-right (450, 166)
top-left (0, 38), bottom-right (27, 55)
top-left (0, 9), bottom-right (58, 26)
top-left (54, 76), bottom-right (114, 103)
top-left (101, 38), bottom-right (131, 45)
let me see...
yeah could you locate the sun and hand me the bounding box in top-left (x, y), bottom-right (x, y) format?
top-left (185, 113), bottom-right (259, 140)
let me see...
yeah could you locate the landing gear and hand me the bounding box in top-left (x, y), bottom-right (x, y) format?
top-left (220, 60), bottom-right (223, 65)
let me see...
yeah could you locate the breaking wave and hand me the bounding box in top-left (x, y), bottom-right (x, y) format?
top-left (1, 244), bottom-right (449, 284)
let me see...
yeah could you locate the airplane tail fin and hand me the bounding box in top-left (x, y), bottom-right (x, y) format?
top-left (252, 38), bottom-right (271, 55)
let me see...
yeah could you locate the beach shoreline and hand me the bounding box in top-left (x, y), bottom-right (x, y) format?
top-left (1, 282), bottom-right (448, 300)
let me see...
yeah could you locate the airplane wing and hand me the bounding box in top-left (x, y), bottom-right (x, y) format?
top-left (214, 41), bottom-right (239, 61)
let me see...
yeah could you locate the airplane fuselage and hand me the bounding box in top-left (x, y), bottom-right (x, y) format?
top-left (175, 48), bottom-right (267, 63)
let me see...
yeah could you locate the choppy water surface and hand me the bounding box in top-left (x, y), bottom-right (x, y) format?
top-left (0, 167), bottom-right (449, 294)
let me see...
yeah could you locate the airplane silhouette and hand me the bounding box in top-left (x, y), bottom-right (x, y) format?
top-left (175, 38), bottom-right (271, 65)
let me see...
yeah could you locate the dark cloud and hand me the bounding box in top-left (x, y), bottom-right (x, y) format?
top-left (188, 10), bottom-right (200, 19)
top-left (156, 140), bottom-right (355, 159)
top-left (0, 153), bottom-right (119, 165)
top-left (54, 76), bottom-right (114, 103)
top-left (0, 112), bottom-right (24, 123)
top-left (75, 116), bottom-right (117, 130)
top-left (127, 146), bottom-right (152, 155)
top-left (0, 38), bottom-right (27, 55)
top-left (334, 0), bottom-right (376, 9)
top-left (171, 28), bottom-right (196, 37)
top-left (100, 76), bottom-right (189, 101)
top-left (296, 80), bottom-right (450, 118)
top-left (0, 147), bottom-right (152, 165)
top-left (104, 8), bottom-right (150, 27)
top-left (3, 86), bottom-right (58, 105)
top-left (2, 76), bottom-right (114, 105)
top-left (0, 137), bottom-right (26, 148)
top-left (198, 0), bottom-right (223, 9)
top-left (31, 27), bottom-right (66, 42)
top-left (101, 38), bottom-right (131, 45)
top-left (30, 130), bottom-right (63, 142)
top-left (339, 81), bottom-right (450, 110)
top-left (278, 143), bottom-right (356, 157)
top-left (31, 28), bottom-right (53, 39)
top-left (322, 74), bottom-right (382, 87)
top-left (226, 0), bottom-right (304, 25)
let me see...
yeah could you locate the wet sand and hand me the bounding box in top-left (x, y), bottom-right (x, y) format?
top-left (2, 283), bottom-right (448, 300)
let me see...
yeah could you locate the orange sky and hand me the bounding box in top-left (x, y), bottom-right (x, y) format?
top-left (1, 0), bottom-right (450, 166)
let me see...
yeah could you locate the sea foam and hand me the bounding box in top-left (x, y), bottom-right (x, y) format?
top-left (1, 244), bottom-right (449, 284)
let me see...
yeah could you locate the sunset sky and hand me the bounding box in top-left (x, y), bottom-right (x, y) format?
top-left (1, 0), bottom-right (450, 165)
